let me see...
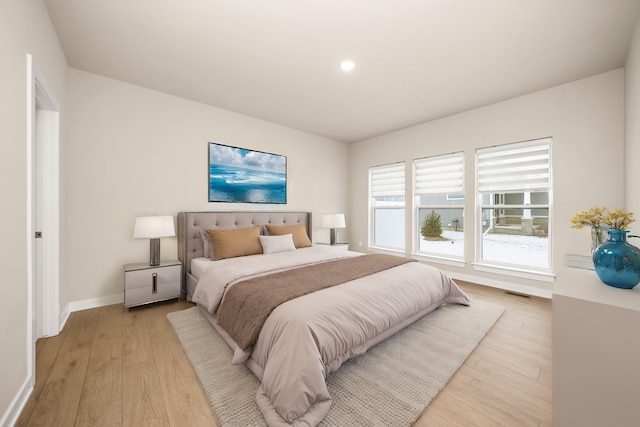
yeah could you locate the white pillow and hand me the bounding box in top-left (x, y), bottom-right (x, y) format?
top-left (199, 229), bottom-right (213, 258)
top-left (259, 234), bottom-right (296, 254)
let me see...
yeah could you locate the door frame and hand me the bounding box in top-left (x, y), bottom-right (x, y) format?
top-left (26, 54), bottom-right (61, 385)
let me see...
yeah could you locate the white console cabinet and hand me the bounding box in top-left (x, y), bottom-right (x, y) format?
top-left (552, 267), bottom-right (640, 427)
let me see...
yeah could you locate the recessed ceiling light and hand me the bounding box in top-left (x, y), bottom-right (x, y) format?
top-left (340, 59), bottom-right (356, 72)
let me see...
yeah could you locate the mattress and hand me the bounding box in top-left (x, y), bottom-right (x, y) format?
top-left (191, 256), bottom-right (212, 280)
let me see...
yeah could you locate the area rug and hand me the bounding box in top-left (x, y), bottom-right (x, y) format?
top-left (167, 300), bottom-right (504, 426)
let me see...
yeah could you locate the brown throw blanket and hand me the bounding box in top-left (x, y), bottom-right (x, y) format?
top-left (216, 254), bottom-right (416, 351)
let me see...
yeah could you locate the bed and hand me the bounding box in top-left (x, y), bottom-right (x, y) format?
top-left (177, 211), bottom-right (469, 426)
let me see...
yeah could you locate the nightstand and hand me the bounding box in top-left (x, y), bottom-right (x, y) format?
top-left (124, 260), bottom-right (182, 308)
top-left (317, 243), bottom-right (350, 251)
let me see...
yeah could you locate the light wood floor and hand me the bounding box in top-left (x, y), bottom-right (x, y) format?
top-left (16, 281), bottom-right (551, 426)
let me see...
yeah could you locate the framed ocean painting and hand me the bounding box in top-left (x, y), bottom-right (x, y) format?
top-left (208, 142), bottom-right (287, 204)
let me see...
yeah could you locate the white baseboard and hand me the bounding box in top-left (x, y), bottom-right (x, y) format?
top-left (59, 305), bottom-right (70, 333)
top-left (62, 293), bottom-right (124, 321)
top-left (58, 293), bottom-right (123, 332)
top-left (55, 293), bottom-right (124, 333)
top-left (1, 376), bottom-right (33, 427)
top-left (449, 271), bottom-right (553, 299)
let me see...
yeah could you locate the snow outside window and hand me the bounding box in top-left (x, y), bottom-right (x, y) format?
top-left (476, 138), bottom-right (552, 271)
top-left (414, 152), bottom-right (464, 259)
top-left (370, 162), bottom-right (405, 250)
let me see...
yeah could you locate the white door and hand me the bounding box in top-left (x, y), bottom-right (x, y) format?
top-left (28, 55), bottom-right (61, 350)
top-left (35, 107), bottom-right (44, 339)
top-left (32, 105), bottom-right (60, 339)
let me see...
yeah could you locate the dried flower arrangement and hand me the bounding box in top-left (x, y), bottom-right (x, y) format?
top-left (571, 206), bottom-right (635, 231)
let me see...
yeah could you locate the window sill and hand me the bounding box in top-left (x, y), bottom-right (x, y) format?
top-left (472, 262), bottom-right (556, 283)
top-left (411, 253), bottom-right (465, 268)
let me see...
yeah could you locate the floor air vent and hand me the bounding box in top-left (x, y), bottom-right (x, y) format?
top-left (505, 291), bottom-right (532, 299)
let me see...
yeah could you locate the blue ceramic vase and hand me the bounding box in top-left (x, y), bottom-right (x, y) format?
top-left (592, 229), bottom-right (640, 289)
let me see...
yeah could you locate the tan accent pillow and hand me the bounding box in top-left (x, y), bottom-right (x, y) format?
top-left (207, 226), bottom-right (262, 260)
top-left (266, 224), bottom-right (312, 248)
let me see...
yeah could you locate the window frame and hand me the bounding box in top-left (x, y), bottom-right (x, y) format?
top-left (474, 138), bottom-right (553, 280)
top-left (369, 162), bottom-right (406, 252)
top-left (412, 152), bottom-right (465, 264)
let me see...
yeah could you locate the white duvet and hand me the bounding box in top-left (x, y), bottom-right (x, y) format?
top-left (192, 246), bottom-right (469, 426)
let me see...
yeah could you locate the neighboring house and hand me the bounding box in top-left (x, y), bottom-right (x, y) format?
top-left (485, 192), bottom-right (549, 237)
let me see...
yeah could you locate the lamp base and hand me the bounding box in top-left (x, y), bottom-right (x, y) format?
top-left (150, 238), bottom-right (160, 266)
top-left (329, 228), bottom-right (337, 245)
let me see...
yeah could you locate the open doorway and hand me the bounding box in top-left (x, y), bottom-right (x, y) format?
top-left (27, 54), bottom-right (61, 385)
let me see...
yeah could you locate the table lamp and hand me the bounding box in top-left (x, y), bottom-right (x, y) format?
top-left (133, 216), bottom-right (175, 266)
top-left (321, 213), bottom-right (346, 245)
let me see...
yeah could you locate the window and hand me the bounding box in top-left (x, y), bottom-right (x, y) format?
top-left (370, 162), bottom-right (405, 250)
top-left (476, 138), bottom-right (551, 271)
top-left (414, 152), bottom-right (464, 259)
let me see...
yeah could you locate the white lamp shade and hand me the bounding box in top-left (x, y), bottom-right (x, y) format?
top-left (321, 213), bottom-right (346, 229)
top-left (133, 216), bottom-right (176, 239)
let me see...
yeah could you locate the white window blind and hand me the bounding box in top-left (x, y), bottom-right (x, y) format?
top-left (414, 152), bottom-right (464, 195)
top-left (371, 162), bottom-right (405, 197)
top-left (477, 138), bottom-right (551, 193)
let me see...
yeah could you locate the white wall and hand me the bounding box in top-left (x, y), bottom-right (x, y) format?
top-left (0, 0), bottom-right (67, 424)
top-left (348, 70), bottom-right (625, 293)
top-left (626, 18), bottom-right (640, 217)
top-left (64, 68), bottom-right (349, 307)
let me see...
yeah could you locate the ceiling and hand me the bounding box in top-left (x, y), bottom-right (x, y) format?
top-left (44, 0), bottom-right (640, 143)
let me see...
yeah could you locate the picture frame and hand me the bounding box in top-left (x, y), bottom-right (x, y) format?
top-left (208, 142), bottom-right (287, 204)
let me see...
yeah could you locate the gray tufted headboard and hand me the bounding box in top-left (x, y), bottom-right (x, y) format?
top-left (177, 211), bottom-right (312, 299)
